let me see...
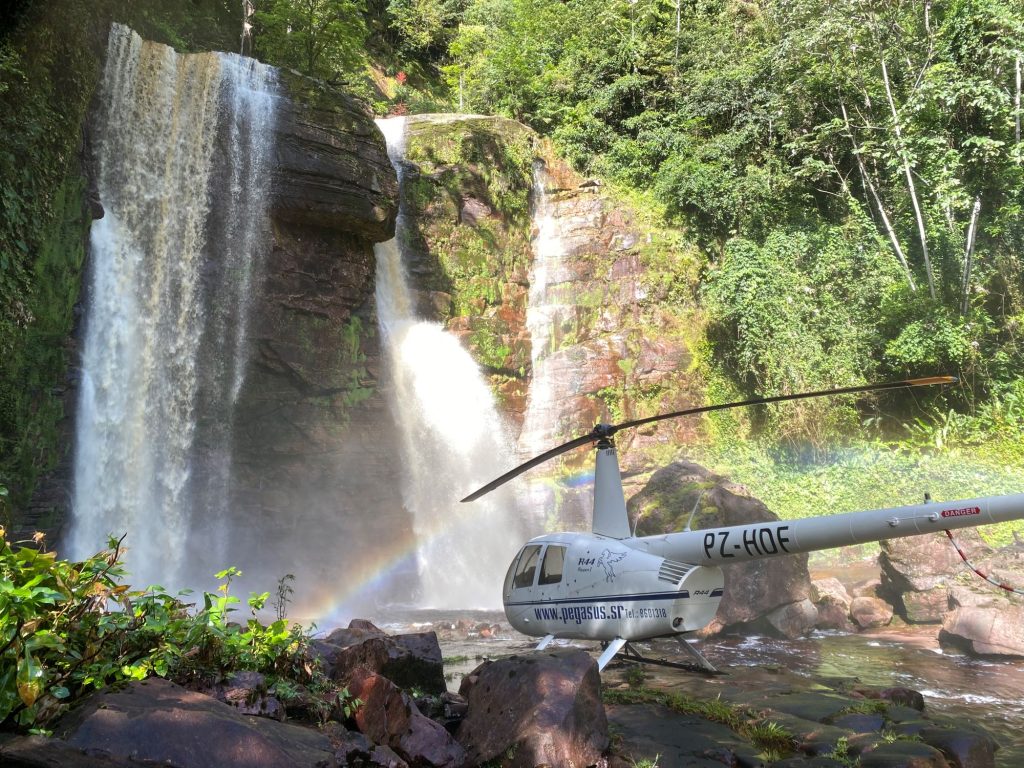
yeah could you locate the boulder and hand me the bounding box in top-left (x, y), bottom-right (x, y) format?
top-left (46, 678), bottom-right (336, 768)
top-left (850, 596), bottom-right (893, 629)
top-left (939, 605), bottom-right (1024, 657)
top-left (631, 461), bottom-right (812, 635)
top-left (456, 649), bottom-right (607, 768)
top-left (766, 598), bottom-right (819, 639)
top-left (312, 619), bottom-right (446, 694)
top-left (348, 669), bottom-right (467, 768)
top-left (812, 577), bottom-right (852, 608)
top-left (857, 740), bottom-right (951, 767)
top-left (918, 726), bottom-right (997, 768)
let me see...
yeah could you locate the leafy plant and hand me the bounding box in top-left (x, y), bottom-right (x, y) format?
top-left (0, 531), bottom-right (339, 733)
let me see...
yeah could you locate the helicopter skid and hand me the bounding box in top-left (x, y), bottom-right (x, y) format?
top-left (607, 638), bottom-right (721, 675)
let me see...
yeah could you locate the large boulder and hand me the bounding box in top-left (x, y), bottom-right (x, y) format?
top-left (630, 461), bottom-right (813, 636)
top-left (48, 678), bottom-right (335, 768)
top-left (456, 649), bottom-right (608, 768)
top-left (348, 669), bottom-right (467, 768)
top-left (878, 533), bottom-right (985, 623)
top-left (312, 619), bottom-right (446, 694)
top-left (939, 604), bottom-right (1024, 657)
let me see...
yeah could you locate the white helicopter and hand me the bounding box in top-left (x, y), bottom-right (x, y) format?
top-left (462, 376), bottom-right (1024, 672)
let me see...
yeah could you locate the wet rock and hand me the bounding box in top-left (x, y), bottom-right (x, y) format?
top-left (812, 577), bottom-right (852, 608)
top-left (879, 532), bottom-right (992, 625)
top-left (939, 605), bottom-right (1024, 657)
top-left (456, 649), bottom-right (607, 768)
top-left (0, 735), bottom-right (132, 767)
top-left (606, 702), bottom-right (762, 768)
top-left (272, 71), bottom-right (397, 239)
top-left (850, 596), bottom-right (894, 629)
top-left (770, 758), bottom-right (848, 767)
top-left (832, 712), bottom-right (886, 733)
top-left (880, 534), bottom-right (974, 594)
top-left (858, 740), bottom-right (951, 767)
top-left (918, 726), bottom-right (997, 768)
top-left (812, 577), bottom-right (855, 630)
top-left (313, 619), bottom-right (446, 694)
top-left (348, 669), bottom-right (466, 768)
top-left (53, 678), bottom-right (337, 768)
top-left (855, 687), bottom-right (925, 711)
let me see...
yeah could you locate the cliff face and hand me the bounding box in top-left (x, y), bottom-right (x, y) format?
top-left (225, 73), bottom-right (410, 614)
top-left (397, 117), bottom-right (703, 461)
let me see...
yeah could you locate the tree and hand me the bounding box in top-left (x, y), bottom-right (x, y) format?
top-left (253, 0), bottom-right (368, 79)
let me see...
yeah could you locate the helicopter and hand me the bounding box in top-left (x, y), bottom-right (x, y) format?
top-left (461, 376), bottom-right (1024, 672)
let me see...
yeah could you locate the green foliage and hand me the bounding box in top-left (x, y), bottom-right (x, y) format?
top-left (254, 0), bottom-right (369, 79)
top-left (0, 532), bottom-right (353, 733)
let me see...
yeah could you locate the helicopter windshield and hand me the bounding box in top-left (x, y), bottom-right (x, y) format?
top-left (511, 544), bottom-right (542, 590)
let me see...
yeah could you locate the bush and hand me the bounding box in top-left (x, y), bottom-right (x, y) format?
top-left (0, 529), bottom-right (350, 733)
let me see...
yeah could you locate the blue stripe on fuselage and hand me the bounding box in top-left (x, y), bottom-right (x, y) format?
top-left (504, 590), bottom-right (690, 607)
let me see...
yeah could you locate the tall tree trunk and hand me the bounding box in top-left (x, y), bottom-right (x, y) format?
top-left (675, 0), bottom-right (681, 75)
top-left (1016, 53), bottom-right (1021, 147)
top-left (882, 57), bottom-right (936, 298)
top-left (961, 197), bottom-right (982, 316)
top-left (840, 101), bottom-right (918, 292)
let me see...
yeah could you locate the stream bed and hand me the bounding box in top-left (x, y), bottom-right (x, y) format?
top-left (375, 609), bottom-right (1024, 765)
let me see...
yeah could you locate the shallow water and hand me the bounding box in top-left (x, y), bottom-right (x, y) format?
top-left (372, 610), bottom-right (1024, 765)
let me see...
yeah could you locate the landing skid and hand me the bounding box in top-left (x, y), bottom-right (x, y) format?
top-left (607, 638), bottom-right (721, 675)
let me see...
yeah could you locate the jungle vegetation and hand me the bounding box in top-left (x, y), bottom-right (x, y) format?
top-left (1, 0), bottom-right (1023, 521)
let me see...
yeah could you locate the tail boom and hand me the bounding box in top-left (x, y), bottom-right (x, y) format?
top-left (636, 493), bottom-right (1024, 566)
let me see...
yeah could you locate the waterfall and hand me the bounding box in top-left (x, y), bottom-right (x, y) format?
top-left (519, 164), bottom-right (568, 457)
top-left (517, 165), bottom-right (592, 529)
top-left (374, 117), bottom-right (523, 609)
top-left (69, 24), bottom-right (278, 590)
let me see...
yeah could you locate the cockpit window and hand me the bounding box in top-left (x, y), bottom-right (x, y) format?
top-left (512, 545), bottom-right (542, 589)
top-left (539, 545), bottom-right (565, 585)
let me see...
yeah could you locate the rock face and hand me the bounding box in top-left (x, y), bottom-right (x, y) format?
top-left (223, 73), bottom-right (409, 613)
top-left (629, 460), bottom-right (815, 636)
top-left (456, 649), bottom-right (608, 768)
top-left (397, 120), bottom-right (702, 527)
top-left (348, 669), bottom-right (467, 768)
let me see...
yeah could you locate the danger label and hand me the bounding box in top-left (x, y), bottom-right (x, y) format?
top-left (941, 506), bottom-right (981, 518)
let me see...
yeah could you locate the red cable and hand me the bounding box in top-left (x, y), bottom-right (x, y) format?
top-left (944, 529), bottom-right (1024, 595)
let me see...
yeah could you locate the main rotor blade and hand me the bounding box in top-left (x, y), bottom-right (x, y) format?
top-left (460, 431), bottom-right (600, 502)
top-left (460, 375), bottom-right (955, 502)
top-left (613, 375), bottom-right (957, 434)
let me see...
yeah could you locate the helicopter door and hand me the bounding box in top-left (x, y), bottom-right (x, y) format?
top-left (538, 545), bottom-right (565, 588)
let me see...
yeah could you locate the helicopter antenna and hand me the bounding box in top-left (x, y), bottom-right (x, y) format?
top-left (683, 490), bottom-right (707, 532)
top-left (461, 375), bottom-right (956, 502)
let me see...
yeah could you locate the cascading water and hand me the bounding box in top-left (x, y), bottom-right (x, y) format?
top-left (519, 164), bottom-right (568, 457)
top-left (518, 165), bottom-right (592, 528)
top-left (374, 117), bottom-right (523, 608)
top-left (69, 24), bottom-right (277, 590)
